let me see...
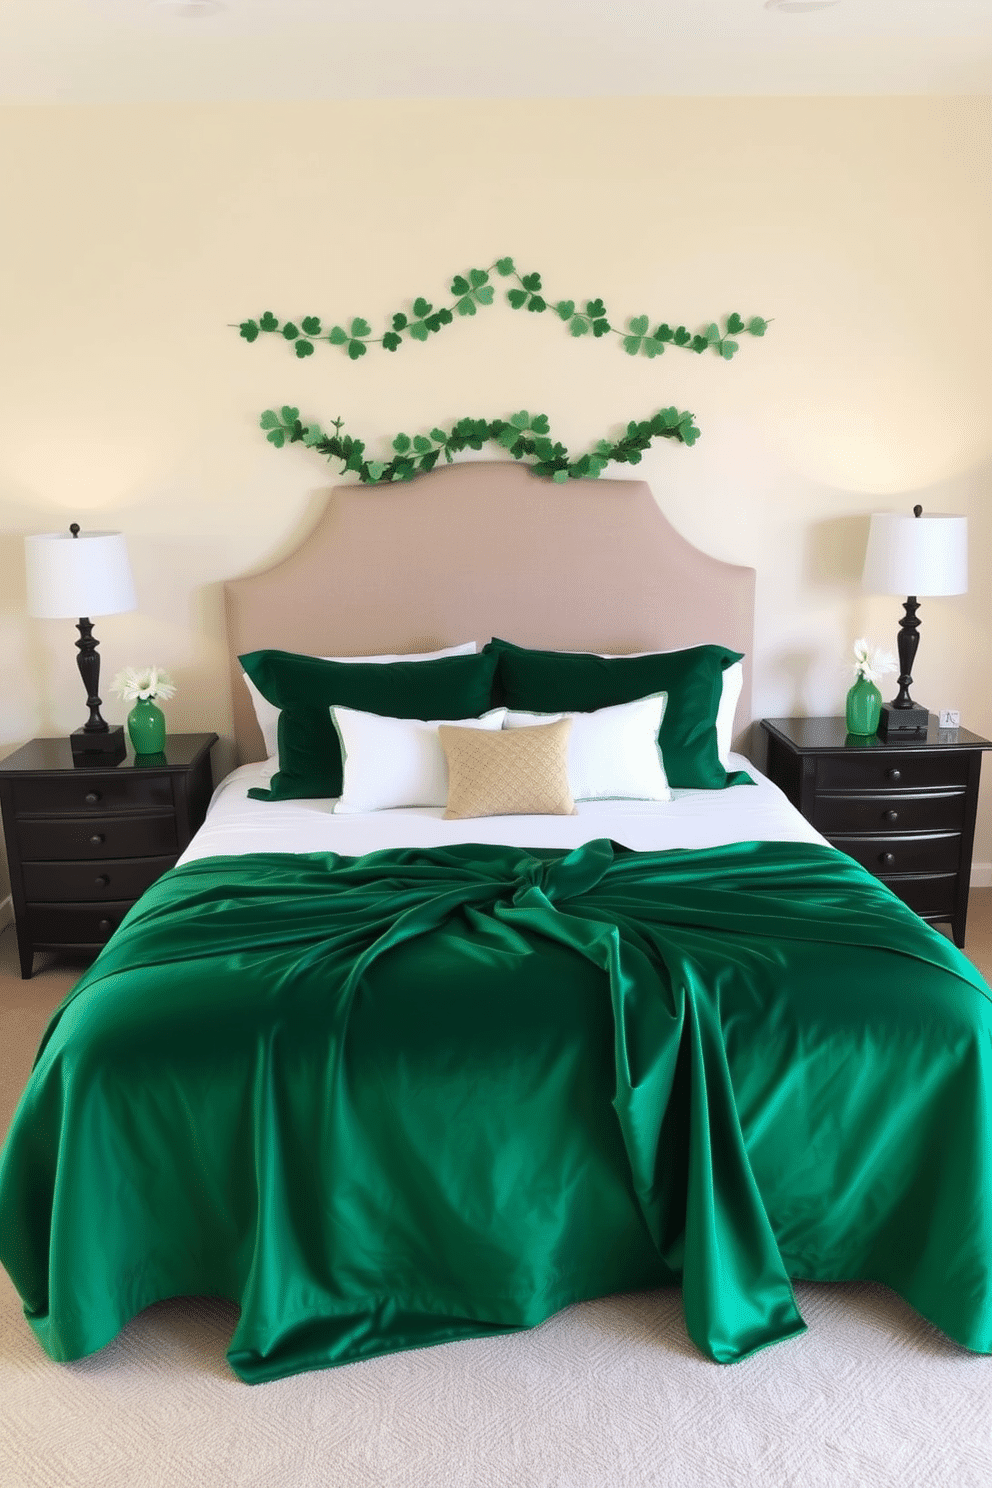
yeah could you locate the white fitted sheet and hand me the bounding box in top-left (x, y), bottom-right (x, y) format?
top-left (179, 753), bottom-right (828, 865)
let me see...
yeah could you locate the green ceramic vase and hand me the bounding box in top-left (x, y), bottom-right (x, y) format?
top-left (845, 676), bottom-right (882, 737)
top-left (127, 697), bottom-right (167, 754)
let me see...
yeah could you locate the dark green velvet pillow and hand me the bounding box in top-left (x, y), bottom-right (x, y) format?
top-left (483, 638), bottom-right (749, 789)
top-left (241, 649), bottom-right (499, 801)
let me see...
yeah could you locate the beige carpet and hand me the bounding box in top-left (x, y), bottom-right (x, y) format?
top-left (3, 902), bottom-right (992, 1488)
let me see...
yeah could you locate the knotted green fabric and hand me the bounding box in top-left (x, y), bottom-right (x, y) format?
top-left (2, 839), bottom-right (990, 1383)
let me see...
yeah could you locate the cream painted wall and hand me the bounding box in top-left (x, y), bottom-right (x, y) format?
top-left (1, 96), bottom-right (990, 907)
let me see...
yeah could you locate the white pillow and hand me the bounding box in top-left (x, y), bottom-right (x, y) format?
top-left (716, 660), bottom-right (744, 769)
top-left (503, 693), bottom-right (670, 802)
top-left (243, 643), bottom-right (477, 759)
top-left (331, 706), bottom-right (506, 814)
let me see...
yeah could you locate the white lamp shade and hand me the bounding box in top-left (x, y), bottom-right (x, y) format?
top-left (862, 512), bottom-right (968, 598)
top-left (25, 530), bottom-right (137, 619)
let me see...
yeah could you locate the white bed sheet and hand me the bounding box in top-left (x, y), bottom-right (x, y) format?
top-left (179, 753), bottom-right (828, 864)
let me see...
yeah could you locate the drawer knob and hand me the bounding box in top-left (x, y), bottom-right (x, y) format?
top-left (84, 790), bottom-right (101, 805)
top-left (879, 852), bottom-right (896, 867)
top-left (886, 767), bottom-right (902, 782)
top-left (95, 874), bottom-right (110, 888)
top-left (97, 918), bottom-right (113, 935)
top-left (89, 833), bottom-right (105, 846)
top-left (883, 809), bottom-right (899, 823)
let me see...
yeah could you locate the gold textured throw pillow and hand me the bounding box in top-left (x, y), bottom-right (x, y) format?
top-left (439, 717), bottom-right (576, 819)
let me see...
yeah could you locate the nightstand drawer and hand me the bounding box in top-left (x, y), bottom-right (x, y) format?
top-left (883, 874), bottom-right (958, 919)
top-left (832, 832), bottom-right (961, 876)
top-left (22, 856), bottom-right (177, 903)
top-left (16, 813), bottom-right (179, 862)
top-left (813, 790), bottom-right (966, 836)
top-left (26, 901), bottom-right (135, 947)
top-left (12, 773), bottom-right (174, 816)
top-left (816, 753), bottom-right (970, 793)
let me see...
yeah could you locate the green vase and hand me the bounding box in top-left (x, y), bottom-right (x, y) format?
top-left (845, 676), bottom-right (882, 737)
top-left (127, 697), bottom-right (167, 754)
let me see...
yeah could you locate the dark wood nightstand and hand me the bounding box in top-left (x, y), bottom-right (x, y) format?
top-left (760, 717), bottom-right (991, 947)
top-left (0, 733), bottom-right (217, 978)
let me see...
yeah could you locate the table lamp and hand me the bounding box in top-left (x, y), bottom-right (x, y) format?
top-left (25, 523), bottom-right (137, 761)
top-left (861, 505), bottom-right (968, 737)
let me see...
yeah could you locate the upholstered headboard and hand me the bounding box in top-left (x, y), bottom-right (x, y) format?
top-left (225, 461), bottom-right (755, 764)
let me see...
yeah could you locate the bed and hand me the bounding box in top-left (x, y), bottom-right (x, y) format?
top-left (2, 462), bottom-right (992, 1386)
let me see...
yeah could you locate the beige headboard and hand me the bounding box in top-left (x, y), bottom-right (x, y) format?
top-left (225, 461), bottom-right (755, 764)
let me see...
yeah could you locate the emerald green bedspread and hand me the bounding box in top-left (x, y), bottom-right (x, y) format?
top-left (2, 839), bottom-right (992, 1383)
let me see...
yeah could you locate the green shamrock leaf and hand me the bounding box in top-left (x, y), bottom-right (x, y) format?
top-left (392, 312), bottom-right (408, 331)
top-left (456, 297), bottom-right (476, 316)
top-left (673, 326), bottom-right (691, 346)
top-left (725, 313), bottom-right (745, 334)
top-left (507, 289), bottom-right (528, 310)
top-left (655, 323), bottom-right (674, 342)
top-left (450, 274), bottom-right (470, 296)
top-left (392, 433), bottom-right (411, 453)
top-left (409, 321), bottom-right (429, 342)
top-left (629, 315), bottom-right (649, 336)
top-left (622, 336), bottom-right (642, 356)
top-left (382, 331), bottom-right (402, 352)
top-left (474, 285), bottom-right (494, 305)
top-left (328, 325), bottom-right (348, 345)
top-left (239, 320), bottom-right (259, 342)
top-left (413, 297), bottom-right (432, 318)
top-left (350, 318), bottom-right (371, 338)
top-left (691, 335), bottom-right (709, 353)
top-left (705, 323), bottom-right (721, 344)
top-left (301, 316), bottom-right (322, 336)
top-left (720, 339), bottom-right (739, 360)
top-left (295, 339), bottom-right (314, 358)
top-left (469, 268), bottom-right (489, 288)
top-left (521, 272), bottom-right (542, 292)
top-left (259, 312), bottom-right (279, 332)
top-left (302, 424), bottom-right (324, 446)
top-left (438, 307), bottom-right (454, 326)
top-left (497, 426), bottom-right (522, 450)
top-left (531, 413), bottom-right (550, 435)
top-left (366, 461), bottom-right (385, 482)
top-left (747, 316), bottom-right (768, 336)
top-left (282, 322), bottom-right (299, 340)
top-left (586, 299), bottom-right (606, 319)
top-left (556, 299), bottom-right (575, 321)
top-left (266, 428), bottom-right (285, 448)
top-left (527, 295), bottom-right (546, 313)
top-left (348, 339), bottom-right (367, 360)
top-left (495, 257), bottom-right (515, 275)
top-left (570, 315), bottom-right (590, 337)
top-left (413, 435), bottom-right (432, 452)
top-left (259, 410), bottom-right (280, 429)
top-left (280, 406), bottom-right (299, 424)
top-left (509, 410), bottom-right (530, 429)
top-left (643, 338), bottom-right (664, 358)
top-left (592, 318), bottom-right (611, 338)
top-left (430, 428), bottom-right (448, 443)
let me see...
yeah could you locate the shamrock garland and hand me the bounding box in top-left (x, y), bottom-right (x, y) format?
top-left (237, 255), bottom-right (768, 363)
top-left (240, 254), bottom-right (770, 482)
top-left (259, 406), bottom-right (700, 484)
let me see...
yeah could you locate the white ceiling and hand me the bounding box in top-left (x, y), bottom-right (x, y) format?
top-left (1, 0), bottom-right (990, 103)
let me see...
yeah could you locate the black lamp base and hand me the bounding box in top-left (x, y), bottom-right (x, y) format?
top-left (879, 703), bottom-right (929, 737)
top-left (71, 724), bottom-right (127, 763)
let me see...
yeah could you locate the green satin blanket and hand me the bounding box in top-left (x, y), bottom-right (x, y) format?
top-left (2, 838), bottom-right (992, 1384)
